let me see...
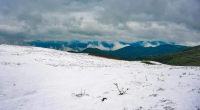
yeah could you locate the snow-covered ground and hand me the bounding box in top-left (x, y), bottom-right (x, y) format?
top-left (0, 44), bottom-right (200, 110)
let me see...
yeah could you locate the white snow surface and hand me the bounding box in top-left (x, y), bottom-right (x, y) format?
top-left (0, 44), bottom-right (200, 110)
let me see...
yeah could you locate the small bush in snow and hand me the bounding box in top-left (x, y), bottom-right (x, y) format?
top-left (74, 89), bottom-right (89, 97)
top-left (114, 83), bottom-right (129, 95)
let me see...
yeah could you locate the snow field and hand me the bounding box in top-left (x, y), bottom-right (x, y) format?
top-left (0, 44), bottom-right (200, 110)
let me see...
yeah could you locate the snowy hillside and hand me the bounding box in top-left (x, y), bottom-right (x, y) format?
top-left (0, 44), bottom-right (200, 110)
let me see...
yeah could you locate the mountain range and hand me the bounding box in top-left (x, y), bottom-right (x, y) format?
top-left (80, 45), bottom-right (200, 66)
top-left (27, 40), bottom-right (200, 66)
top-left (80, 44), bottom-right (188, 60)
top-left (27, 40), bottom-right (175, 52)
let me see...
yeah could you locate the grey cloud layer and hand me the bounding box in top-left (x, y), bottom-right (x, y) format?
top-left (0, 0), bottom-right (199, 45)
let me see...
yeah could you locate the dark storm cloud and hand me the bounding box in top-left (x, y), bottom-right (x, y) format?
top-left (0, 0), bottom-right (199, 45)
top-left (98, 0), bottom-right (200, 30)
top-left (0, 30), bottom-right (26, 45)
top-left (17, 13), bottom-right (43, 26)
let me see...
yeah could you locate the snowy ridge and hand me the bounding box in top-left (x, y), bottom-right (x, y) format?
top-left (0, 44), bottom-right (200, 110)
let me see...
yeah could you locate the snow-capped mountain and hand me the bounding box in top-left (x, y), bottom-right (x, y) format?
top-left (0, 44), bottom-right (199, 110)
top-left (27, 40), bottom-right (175, 52)
top-left (119, 41), bottom-right (175, 47)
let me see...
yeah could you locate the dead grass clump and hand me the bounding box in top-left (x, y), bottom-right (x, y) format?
top-left (141, 61), bottom-right (155, 65)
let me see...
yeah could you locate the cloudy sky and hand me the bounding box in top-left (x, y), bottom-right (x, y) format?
top-left (0, 0), bottom-right (200, 45)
